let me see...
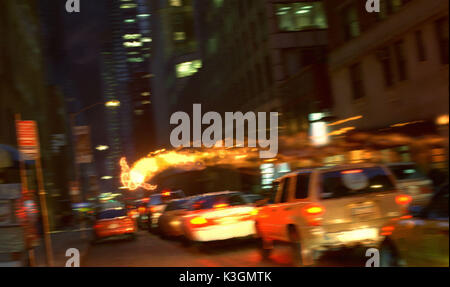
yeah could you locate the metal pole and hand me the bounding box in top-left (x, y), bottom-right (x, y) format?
top-left (20, 116), bottom-right (54, 266)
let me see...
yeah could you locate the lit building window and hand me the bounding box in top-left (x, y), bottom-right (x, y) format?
top-left (120, 3), bottom-right (137, 9)
top-left (123, 34), bottom-right (141, 40)
top-left (170, 0), bottom-right (182, 7)
top-left (173, 32), bottom-right (186, 41)
top-left (176, 60), bottom-right (202, 78)
top-left (275, 2), bottom-right (327, 32)
top-left (123, 41), bottom-right (142, 47)
top-left (342, 4), bottom-right (360, 40)
top-left (128, 57), bottom-right (144, 63)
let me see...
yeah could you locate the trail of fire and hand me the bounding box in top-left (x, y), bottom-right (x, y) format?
top-left (120, 147), bottom-right (258, 191)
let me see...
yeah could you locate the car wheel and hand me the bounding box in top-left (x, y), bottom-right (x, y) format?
top-left (288, 226), bottom-right (314, 267)
top-left (259, 237), bottom-right (273, 260)
top-left (380, 240), bottom-right (401, 267)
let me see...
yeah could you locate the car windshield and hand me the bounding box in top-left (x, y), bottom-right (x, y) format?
top-left (389, 164), bottom-right (425, 180)
top-left (189, 193), bottom-right (248, 211)
top-left (97, 209), bottom-right (127, 220)
top-left (321, 167), bottom-right (396, 199)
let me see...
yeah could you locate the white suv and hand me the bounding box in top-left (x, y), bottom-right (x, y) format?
top-left (255, 164), bottom-right (411, 266)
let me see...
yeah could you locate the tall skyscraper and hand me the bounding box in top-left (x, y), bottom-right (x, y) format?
top-left (101, 0), bottom-right (155, 183)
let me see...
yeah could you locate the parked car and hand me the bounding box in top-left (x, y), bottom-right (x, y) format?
top-left (255, 164), bottom-right (411, 266)
top-left (144, 189), bottom-right (185, 233)
top-left (181, 191), bottom-right (258, 248)
top-left (93, 208), bottom-right (136, 243)
top-left (380, 183), bottom-right (448, 267)
top-left (387, 162), bottom-right (433, 206)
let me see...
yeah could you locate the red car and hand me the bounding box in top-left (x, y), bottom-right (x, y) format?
top-left (93, 208), bottom-right (136, 243)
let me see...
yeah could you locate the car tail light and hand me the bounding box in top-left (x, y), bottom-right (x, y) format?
top-left (249, 209), bottom-right (258, 216)
top-left (302, 204), bottom-right (325, 216)
top-left (162, 190), bottom-right (171, 196)
top-left (213, 203), bottom-right (228, 209)
top-left (381, 225), bottom-right (395, 236)
top-left (341, 169), bottom-right (363, 174)
top-left (190, 216), bottom-right (210, 227)
top-left (395, 194), bottom-right (412, 205)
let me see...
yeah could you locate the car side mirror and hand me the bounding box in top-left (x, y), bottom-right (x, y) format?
top-left (408, 205), bottom-right (424, 218)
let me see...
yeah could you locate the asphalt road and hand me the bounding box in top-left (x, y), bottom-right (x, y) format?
top-left (82, 230), bottom-right (370, 267)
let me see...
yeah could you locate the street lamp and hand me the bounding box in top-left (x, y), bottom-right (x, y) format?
top-left (105, 100), bottom-right (121, 107)
top-left (96, 145), bottom-right (109, 151)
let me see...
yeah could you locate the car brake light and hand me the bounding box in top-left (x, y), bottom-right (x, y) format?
top-left (162, 190), bottom-right (171, 196)
top-left (302, 204), bottom-right (325, 216)
top-left (341, 169), bottom-right (363, 174)
top-left (190, 216), bottom-right (208, 225)
top-left (213, 203), bottom-right (228, 209)
top-left (395, 194), bottom-right (412, 205)
top-left (381, 225), bottom-right (395, 236)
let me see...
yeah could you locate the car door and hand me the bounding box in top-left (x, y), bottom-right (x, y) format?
top-left (270, 176), bottom-right (294, 241)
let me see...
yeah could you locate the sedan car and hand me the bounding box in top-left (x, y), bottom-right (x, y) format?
top-left (93, 208), bottom-right (136, 243)
top-left (380, 183), bottom-right (448, 267)
top-left (181, 191), bottom-right (258, 246)
top-left (157, 197), bottom-right (196, 239)
top-left (144, 189), bottom-right (185, 233)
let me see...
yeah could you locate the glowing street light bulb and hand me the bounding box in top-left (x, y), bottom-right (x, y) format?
top-left (101, 176), bottom-right (113, 180)
top-left (105, 100), bottom-right (121, 107)
top-left (96, 145), bottom-right (109, 151)
top-left (436, 114), bottom-right (449, 126)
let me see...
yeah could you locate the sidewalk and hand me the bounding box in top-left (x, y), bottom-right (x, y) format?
top-left (34, 228), bottom-right (92, 267)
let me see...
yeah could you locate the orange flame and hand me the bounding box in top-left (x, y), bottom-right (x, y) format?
top-left (120, 147), bottom-right (260, 190)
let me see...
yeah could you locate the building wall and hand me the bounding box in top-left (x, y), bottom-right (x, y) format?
top-left (0, 0), bottom-right (73, 230)
top-left (325, 0), bottom-right (449, 129)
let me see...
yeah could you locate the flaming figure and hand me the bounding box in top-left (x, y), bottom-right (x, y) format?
top-left (120, 147), bottom-right (260, 190)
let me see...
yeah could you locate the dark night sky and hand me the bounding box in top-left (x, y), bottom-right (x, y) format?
top-left (39, 0), bottom-right (111, 176)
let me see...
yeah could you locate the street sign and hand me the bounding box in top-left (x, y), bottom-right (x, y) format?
top-left (15, 120), bottom-right (38, 159)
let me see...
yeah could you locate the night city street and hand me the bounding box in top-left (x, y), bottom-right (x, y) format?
top-left (0, 0), bottom-right (449, 273)
top-left (82, 230), bottom-right (368, 267)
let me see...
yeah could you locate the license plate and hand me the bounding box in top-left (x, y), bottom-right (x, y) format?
top-left (218, 217), bottom-right (237, 224)
top-left (351, 206), bottom-right (375, 216)
top-left (108, 224), bottom-right (119, 229)
top-left (337, 228), bottom-right (378, 242)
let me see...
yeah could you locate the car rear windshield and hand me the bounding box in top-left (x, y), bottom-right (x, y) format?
top-left (389, 164), bottom-right (425, 180)
top-left (97, 209), bottom-right (127, 219)
top-left (321, 167), bottom-right (396, 200)
top-left (148, 191), bottom-right (185, 206)
top-left (189, 193), bottom-right (248, 210)
top-left (165, 199), bottom-right (188, 211)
